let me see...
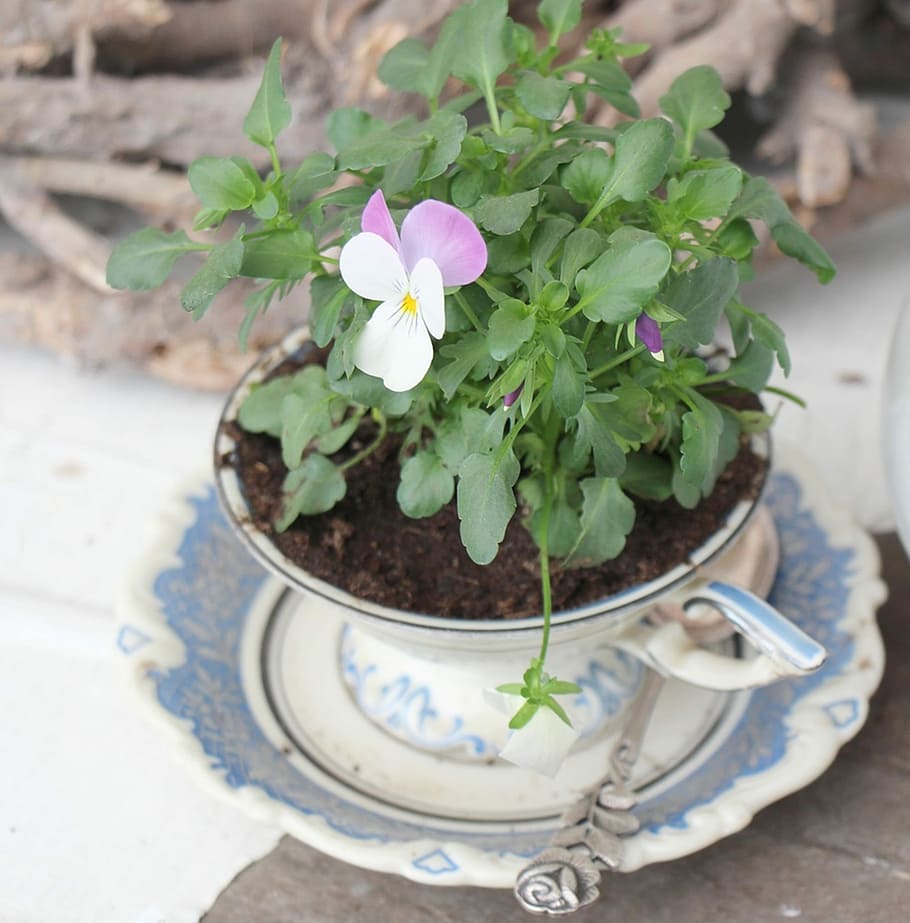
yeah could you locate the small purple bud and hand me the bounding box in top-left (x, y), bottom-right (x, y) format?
top-left (635, 314), bottom-right (663, 354)
top-left (504, 384), bottom-right (524, 408)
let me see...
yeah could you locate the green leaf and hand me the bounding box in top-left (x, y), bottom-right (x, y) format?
top-left (243, 38), bottom-right (291, 148)
top-left (482, 125), bottom-right (536, 154)
top-left (620, 451), bottom-right (674, 501)
top-left (600, 118), bottom-right (675, 205)
top-left (659, 65), bottom-right (731, 156)
top-left (437, 331), bottom-right (497, 400)
top-left (327, 108), bottom-right (383, 154)
top-left (662, 258), bottom-right (739, 348)
top-left (280, 387), bottom-right (335, 470)
top-left (252, 190), bottom-right (279, 220)
top-left (487, 233), bottom-right (531, 274)
top-left (106, 228), bottom-right (197, 290)
top-left (451, 170), bottom-right (485, 208)
top-left (508, 700), bottom-right (539, 729)
top-left (749, 310), bottom-right (791, 376)
top-left (309, 275), bottom-right (349, 348)
top-left (417, 111), bottom-right (469, 181)
top-left (276, 454), bottom-right (347, 530)
top-left (724, 341), bottom-right (774, 392)
top-left (336, 111), bottom-right (467, 180)
top-left (538, 0), bottom-right (583, 39)
top-left (679, 390), bottom-right (724, 492)
top-left (771, 221), bottom-right (837, 284)
top-left (397, 452), bottom-right (455, 518)
top-left (287, 152), bottom-right (337, 202)
top-left (667, 165), bottom-right (742, 221)
top-left (559, 228), bottom-right (603, 289)
top-left (336, 118), bottom-right (426, 171)
top-left (573, 57), bottom-right (638, 118)
top-left (192, 208), bottom-right (228, 231)
top-left (474, 189), bottom-right (540, 235)
top-left (330, 370), bottom-right (413, 417)
top-left (240, 229), bottom-right (313, 279)
top-left (457, 450), bottom-right (520, 565)
top-left (436, 407), bottom-right (506, 472)
top-left (188, 157), bottom-right (256, 210)
top-left (726, 176), bottom-right (792, 227)
top-left (531, 218), bottom-right (575, 286)
top-left (564, 477), bottom-right (635, 566)
top-left (238, 375), bottom-right (301, 437)
top-left (563, 148), bottom-right (612, 206)
top-left (545, 495), bottom-right (582, 558)
top-left (572, 402), bottom-right (625, 477)
top-left (597, 383), bottom-right (656, 447)
top-left (488, 300), bottom-right (535, 360)
top-left (577, 232), bottom-right (672, 323)
top-left (516, 70), bottom-right (570, 119)
top-left (379, 11), bottom-right (459, 101)
top-left (448, 0), bottom-right (512, 98)
top-left (180, 232), bottom-right (244, 320)
top-left (315, 412), bottom-right (363, 455)
top-left (552, 352), bottom-right (585, 417)
top-left (715, 219), bottom-right (759, 261)
top-left (378, 37), bottom-right (433, 95)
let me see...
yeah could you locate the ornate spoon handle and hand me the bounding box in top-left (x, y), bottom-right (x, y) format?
top-left (514, 669), bottom-right (666, 916)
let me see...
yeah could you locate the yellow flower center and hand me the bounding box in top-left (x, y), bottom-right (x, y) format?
top-left (401, 292), bottom-right (418, 316)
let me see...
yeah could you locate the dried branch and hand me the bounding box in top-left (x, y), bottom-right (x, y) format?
top-left (0, 165), bottom-right (113, 292)
top-left (757, 48), bottom-right (877, 208)
top-left (0, 249), bottom-right (303, 390)
top-left (0, 155), bottom-right (195, 217)
top-left (0, 70), bottom-right (330, 168)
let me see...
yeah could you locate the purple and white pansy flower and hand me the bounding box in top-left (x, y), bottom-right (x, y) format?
top-left (339, 190), bottom-right (487, 392)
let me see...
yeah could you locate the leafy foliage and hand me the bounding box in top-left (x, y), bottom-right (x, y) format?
top-left (104, 0), bottom-right (835, 738)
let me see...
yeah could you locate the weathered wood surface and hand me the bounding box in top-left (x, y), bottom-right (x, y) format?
top-left (203, 534), bottom-right (910, 923)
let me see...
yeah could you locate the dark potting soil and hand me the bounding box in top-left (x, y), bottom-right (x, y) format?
top-left (225, 393), bottom-right (767, 620)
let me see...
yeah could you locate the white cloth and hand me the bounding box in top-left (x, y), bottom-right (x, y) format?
top-left (0, 348), bottom-right (281, 923)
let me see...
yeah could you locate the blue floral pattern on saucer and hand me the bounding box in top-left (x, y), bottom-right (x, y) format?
top-left (120, 461), bottom-right (884, 886)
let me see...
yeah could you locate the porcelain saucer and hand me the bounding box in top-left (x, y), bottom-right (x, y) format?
top-left (117, 448), bottom-right (885, 888)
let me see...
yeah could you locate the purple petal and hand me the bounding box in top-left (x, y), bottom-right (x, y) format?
top-left (503, 384), bottom-right (524, 408)
top-left (636, 314), bottom-right (662, 353)
top-left (361, 190), bottom-right (400, 251)
top-left (399, 200), bottom-right (487, 286)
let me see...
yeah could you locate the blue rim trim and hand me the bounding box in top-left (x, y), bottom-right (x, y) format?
top-left (134, 471), bottom-right (856, 858)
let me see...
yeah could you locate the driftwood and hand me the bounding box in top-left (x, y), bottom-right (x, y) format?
top-left (757, 48), bottom-right (877, 208)
top-left (0, 68), bottom-right (330, 167)
top-left (0, 0), bottom-right (906, 389)
top-left (0, 249), bottom-right (302, 390)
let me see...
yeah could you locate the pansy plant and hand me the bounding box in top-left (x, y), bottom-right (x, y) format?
top-left (107, 0), bottom-right (834, 776)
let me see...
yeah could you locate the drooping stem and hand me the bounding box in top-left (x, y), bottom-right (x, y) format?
top-left (536, 479), bottom-right (554, 668)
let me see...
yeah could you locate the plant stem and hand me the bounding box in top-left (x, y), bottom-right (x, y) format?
top-left (536, 476), bottom-right (554, 667)
top-left (482, 83), bottom-right (502, 135)
top-left (339, 410), bottom-right (387, 471)
top-left (267, 142), bottom-right (282, 180)
top-left (454, 289), bottom-right (484, 331)
top-left (589, 344), bottom-right (645, 379)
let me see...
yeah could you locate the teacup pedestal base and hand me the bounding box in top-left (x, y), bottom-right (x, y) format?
top-left (256, 583), bottom-right (739, 821)
top-left (268, 505), bottom-right (780, 780)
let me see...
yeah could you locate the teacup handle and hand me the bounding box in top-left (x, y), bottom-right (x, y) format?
top-left (618, 580), bottom-right (827, 691)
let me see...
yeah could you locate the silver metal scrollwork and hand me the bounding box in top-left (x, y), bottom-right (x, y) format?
top-left (514, 669), bottom-right (665, 916)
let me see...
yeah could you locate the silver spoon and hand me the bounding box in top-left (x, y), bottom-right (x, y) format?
top-left (514, 669), bottom-right (666, 916)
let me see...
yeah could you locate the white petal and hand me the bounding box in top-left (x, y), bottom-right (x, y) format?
top-left (410, 257), bottom-right (445, 339)
top-left (498, 706), bottom-right (579, 778)
top-left (353, 298), bottom-right (433, 392)
top-left (339, 233), bottom-right (408, 303)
